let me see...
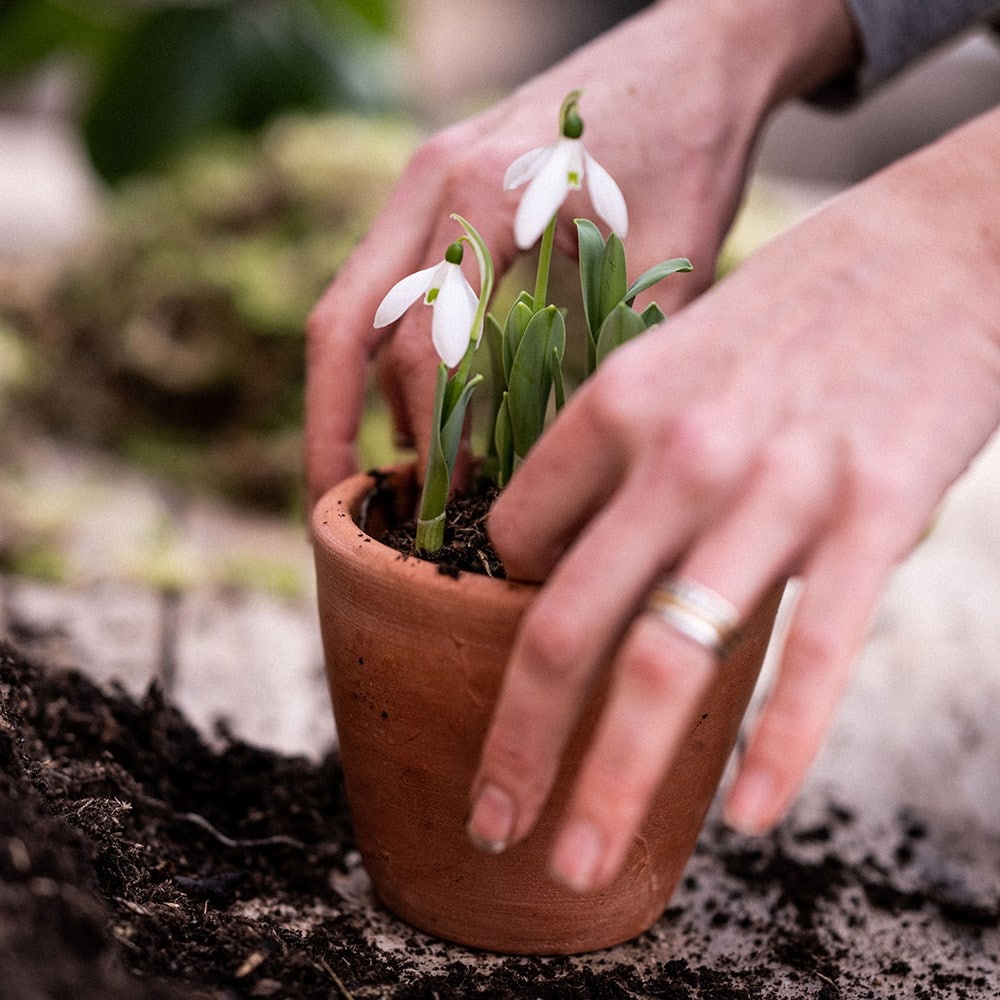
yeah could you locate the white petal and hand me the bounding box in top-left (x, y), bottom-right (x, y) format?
top-left (513, 140), bottom-right (575, 249)
top-left (565, 140), bottom-right (585, 189)
top-left (583, 150), bottom-right (629, 238)
top-left (373, 264), bottom-right (438, 327)
top-left (503, 144), bottom-right (553, 190)
top-left (431, 264), bottom-right (476, 367)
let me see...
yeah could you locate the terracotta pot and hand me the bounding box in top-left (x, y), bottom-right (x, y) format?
top-left (312, 465), bottom-right (783, 954)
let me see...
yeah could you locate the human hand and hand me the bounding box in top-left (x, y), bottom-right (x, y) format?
top-left (305, 0), bottom-right (857, 507)
top-left (469, 106), bottom-right (1000, 891)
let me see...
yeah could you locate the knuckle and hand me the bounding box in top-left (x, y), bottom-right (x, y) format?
top-left (516, 608), bottom-right (588, 692)
top-left (405, 129), bottom-right (465, 180)
top-left (786, 619), bottom-right (841, 675)
top-left (586, 747), bottom-right (658, 819)
top-left (761, 702), bottom-right (815, 750)
top-left (846, 455), bottom-right (902, 516)
top-left (755, 439), bottom-right (828, 521)
top-left (621, 635), bottom-right (710, 703)
top-left (661, 406), bottom-right (744, 496)
top-left (481, 728), bottom-right (546, 794)
top-left (578, 356), bottom-right (637, 437)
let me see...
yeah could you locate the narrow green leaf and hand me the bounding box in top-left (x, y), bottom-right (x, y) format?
top-left (624, 257), bottom-right (692, 305)
top-left (552, 346), bottom-right (566, 412)
top-left (485, 314), bottom-right (505, 456)
top-left (502, 300), bottom-right (534, 385)
top-left (508, 306), bottom-right (564, 457)
top-left (598, 233), bottom-right (628, 333)
top-left (641, 302), bottom-right (666, 328)
top-left (494, 393), bottom-right (514, 487)
top-left (439, 374), bottom-right (483, 475)
top-left (442, 337), bottom-right (476, 419)
top-left (595, 303), bottom-right (647, 367)
top-left (574, 218), bottom-right (605, 343)
top-left (417, 362), bottom-right (451, 530)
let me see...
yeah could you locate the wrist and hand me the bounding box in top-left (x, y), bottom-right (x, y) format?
top-left (689, 0), bottom-right (861, 109)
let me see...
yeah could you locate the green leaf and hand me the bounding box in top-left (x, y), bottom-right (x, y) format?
top-left (508, 306), bottom-right (565, 457)
top-left (494, 393), bottom-right (514, 487)
top-left (598, 232), bottom-right (628, 338)
top-left (439, 374), bottom-right (482, 475)
top-left (502, 300), bottom-right (534, 385)
top-left (417, 363), bottom-right (451, 530)
top-left (552, 346), bottom-right (566, 412)
top-left (575, 218), bottom-right (605, 345)
top-left (624, 257), bottom-right (693, 305)
top-left (83, 6), bottom-right (238, 181)
top-left (513, 290), bottom-right (535, 312)
top-left (595, 303), bottom-right (647, 366)
top-left (418, 365), bottom-right (482, 548)
top-left (641, 302), bottom-right (666, 328)
top-left (485, 314), bottom-right (506, 453)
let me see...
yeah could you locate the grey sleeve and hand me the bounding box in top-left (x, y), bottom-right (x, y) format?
top-left (814, 0), bottom-right (1000, 103)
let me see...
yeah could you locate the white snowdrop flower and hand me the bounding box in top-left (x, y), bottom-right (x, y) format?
top-left (503, 95), bottom-right (628, 250)
top-left (374, 242), bottom-right (479, 368)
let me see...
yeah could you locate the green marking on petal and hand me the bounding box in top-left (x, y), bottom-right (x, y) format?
top-left (426, 287), bottom-right (440, 303)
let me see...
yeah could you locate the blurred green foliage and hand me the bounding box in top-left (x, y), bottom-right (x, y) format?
top-left (5, 113), bottom-right (417, 510)
top-left (0, 0), bottom-right (397, 181)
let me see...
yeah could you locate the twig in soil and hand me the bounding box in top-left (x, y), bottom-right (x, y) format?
top-left (318, 957), bottom-right (355, 1000)
top-left (477, 549), bottom-right (494, 577)
top-left (179, 811), bottom-right (306, 850)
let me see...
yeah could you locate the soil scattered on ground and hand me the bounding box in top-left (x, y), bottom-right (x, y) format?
top-left (1, 638), bottom-right (997, 998)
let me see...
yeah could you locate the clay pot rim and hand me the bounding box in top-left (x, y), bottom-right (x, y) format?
top-left (311, 465), bottom-right (538, 604)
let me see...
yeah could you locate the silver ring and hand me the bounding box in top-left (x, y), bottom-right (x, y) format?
top-left (645, 576), bottom-right (739, 655)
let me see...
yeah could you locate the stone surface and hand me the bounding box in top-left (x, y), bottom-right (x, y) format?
top-left (171, 586), bottom-right (332, 757)
top-left (3, 575), bottom-right (162, 697)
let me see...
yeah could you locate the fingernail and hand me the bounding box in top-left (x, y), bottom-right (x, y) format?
top-left (550, 821), bottom-right (604, 893)
top-left (725, 768), bottom-right (777, 836)
top-left (466, 784), bottom-right (516, 853)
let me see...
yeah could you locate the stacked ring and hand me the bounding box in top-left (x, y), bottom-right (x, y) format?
top-left (645, 576), bottom-right (740, 656)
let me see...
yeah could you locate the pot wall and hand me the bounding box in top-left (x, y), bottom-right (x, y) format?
top-left (313, 466), bottom-right (783, 954)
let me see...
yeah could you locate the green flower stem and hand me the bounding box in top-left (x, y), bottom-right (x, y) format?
top-left (533, 215), bottom-right (557, 310)
top-left (415, 512), bottom-right (445, 552)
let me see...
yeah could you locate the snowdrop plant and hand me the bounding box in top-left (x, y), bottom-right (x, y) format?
top-left (374, 214), bottom-right (494, 552)
top-left (371, 93), bottom-right (691, 554)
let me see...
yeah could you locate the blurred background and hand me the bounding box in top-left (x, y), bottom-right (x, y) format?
top-left (2, 0), bottom-right (999, 521)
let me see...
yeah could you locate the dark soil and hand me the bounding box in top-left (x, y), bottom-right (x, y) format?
top-left (1, 637), bottom-right (997, 999)
top-left (379, 479), bottom-right (505, 579)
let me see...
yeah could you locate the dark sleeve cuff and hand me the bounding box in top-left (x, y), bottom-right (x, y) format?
top-left (808, 0), bottom-right (1000, 108)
